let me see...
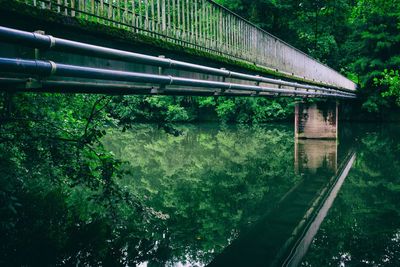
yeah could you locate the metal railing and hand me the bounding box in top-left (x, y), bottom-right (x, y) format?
top-left (20, 0), bottom-right (357, 91)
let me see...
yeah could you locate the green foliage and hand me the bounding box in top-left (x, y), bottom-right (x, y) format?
top-left (343, 0), bottom-right (400, 112)
top-left (376, 69), bottom-right (400, 106)
top-left (216, 99), bottom-right (236, 122)
top-left (109, 95), bottom-right (295, 124)
top-left (0, 93), bottom-right (166, 266)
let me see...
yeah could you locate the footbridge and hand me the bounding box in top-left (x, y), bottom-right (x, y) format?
top-left (0, 0), bottom-right (357, 138)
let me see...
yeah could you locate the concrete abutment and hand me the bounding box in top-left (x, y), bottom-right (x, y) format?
top-left (295, 101), bottom-right (338, 139)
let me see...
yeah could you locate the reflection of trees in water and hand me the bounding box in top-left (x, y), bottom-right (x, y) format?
top-left (302, 126), bottom-right (400, 266)
top-left (103, 123), bottom-right (301, 265)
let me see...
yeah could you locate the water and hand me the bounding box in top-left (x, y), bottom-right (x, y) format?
top-left (102, 122), bottom-right (400, 266)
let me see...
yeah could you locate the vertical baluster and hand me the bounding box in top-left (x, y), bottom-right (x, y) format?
top-left (172, 0), bottom-right (176, 37)
top-left (247, 24), bottom-right (251, 60)
top-left (95, 0), bottom-right (99, 20)
top-left (100, 0), bottom-right (104, 17)
top-left (177, 0), bottom-right (181, 39)
top-left (211, 4), bottom-right (215, 49)
top-left (218, 8), bottom-right (222, 51)
top-left (219, 9), bottom-right (222, 52)
top-left (151, 0), bottom-right (155, 33)
top-left (231, 16), bottom-right (235, 55)
top-left (242, 22), bottom-right (245, 59)
top-left (131, 0), bottom-right (135, 28)
top-left (186, 0), bottom-right (189, 42)
top-left (209, 4), bottom-right (213, 49)
top-left (232, 16), bottom-right (236, 55)
top-left (157, 0), bottom-right (161, 33)
top-left (64, 0), bottom-right (68, 15)
top-left (235, 18), bottom-right (238, 55)
top-left (249, 25), bottom-right (252, 61)
top-left (186, 0), bottom-right (189, 43)
top-left (123, 0), bottom-right (127, 24)
top-left (260, 33), bottom-right (263, 64)
top-left (229, 14), bottom-right (236, 55)
top-left (188, 0), bottom-right (195, 42)
top-left (244, 22), bottom-right (247, 59)
top-left (194, 0), bottom-right (198, 43)
top-left (79, 0), bottom-right (83, 17)
top-left (250, 27), bottom-right (253, 61)
top-left (213, 5), bottom-right (217, 49)
top-left (227, 13), bottom-right (230, 53)
top-left (253, 28), bottom-right (256, 62)
top-left (145, 0), bottom-right (149, 31)
top-left (161, 0), bottom-right (166, 33)
top-left (167, 0), bottom-right (171, 35)
top-left (227, 13), bottom-right (231, 54)
top-left (108, 0), bottom-right (113, 22)
top-left (188, 0), bottom-right (192, 43)
top-left (187, 0), bottom-right (191, 43)
top-left (138, 0), bottom-right (142, 31)
top-left (113, 0), bottom-right (116, 26)
top-left (199, 0), bottom-right (203, 46)
top-left (57, 0), bottom-right (61, 13)
top-left (91, 0), bottom-right (95, 21)
top-left (170, 0), bottom-right (174, 36)
top-left (117, 0), bottom-right (121, 26)
top-left (191, 0), bottom-right (194, 43)
top-left (198, 0), bottom-right (203, 46)
top-left (71, 0), bottom-right (75, 17)
top-left (257, 30), bottom-right (260, 64)
top-left (255, 28), bottom-right (258, 63)
top-left (223, 12), bottom-right (226, 52)
top-left (251, 28), bottom-right (254, 62)
top-left (244, 23), bottom-right (249, 59)
top-left (181, 0), bottom-right (185, 41)
top-left (195, 1), bottom-right (199, 44)
top-left (205, 2), bottom-right (209, 48)
top-left (244, 21), bottom-right (247, 57)
top-left (236, 18), bottom-right (240, 56)
top-left (226, 12), bottom-right (229, 53)
top-left (238, 19), bottom-right (241, 55)
top-left (226, 12), bottom-right (230, 53)
top-left (263, 34), bottom-right (267, 65)
top-left (234, 17), bottom-right (238, 56)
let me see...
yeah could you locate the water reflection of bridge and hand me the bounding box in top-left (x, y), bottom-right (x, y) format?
top-left (295, 139), bottom-right (338, 174)
top-left (208, 139), bottom-right (355, 267)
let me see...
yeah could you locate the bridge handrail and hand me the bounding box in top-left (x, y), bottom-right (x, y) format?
top-left (19, 0), bottom-right (356, 91)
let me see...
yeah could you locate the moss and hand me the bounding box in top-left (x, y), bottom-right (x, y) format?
top-left (0, 0), bottom-right (339, 88)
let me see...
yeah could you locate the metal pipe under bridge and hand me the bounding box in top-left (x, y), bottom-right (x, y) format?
top-left (0, 0), bottom-right (357, 94)
top-left (0, 25), bottom-right (355, 99)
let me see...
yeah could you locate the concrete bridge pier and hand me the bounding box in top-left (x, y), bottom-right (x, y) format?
top-left (295, 101), bottom-right (338, 139)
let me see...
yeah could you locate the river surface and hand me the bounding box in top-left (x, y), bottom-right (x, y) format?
top-left (102, 122), bottom-right (400, 266)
